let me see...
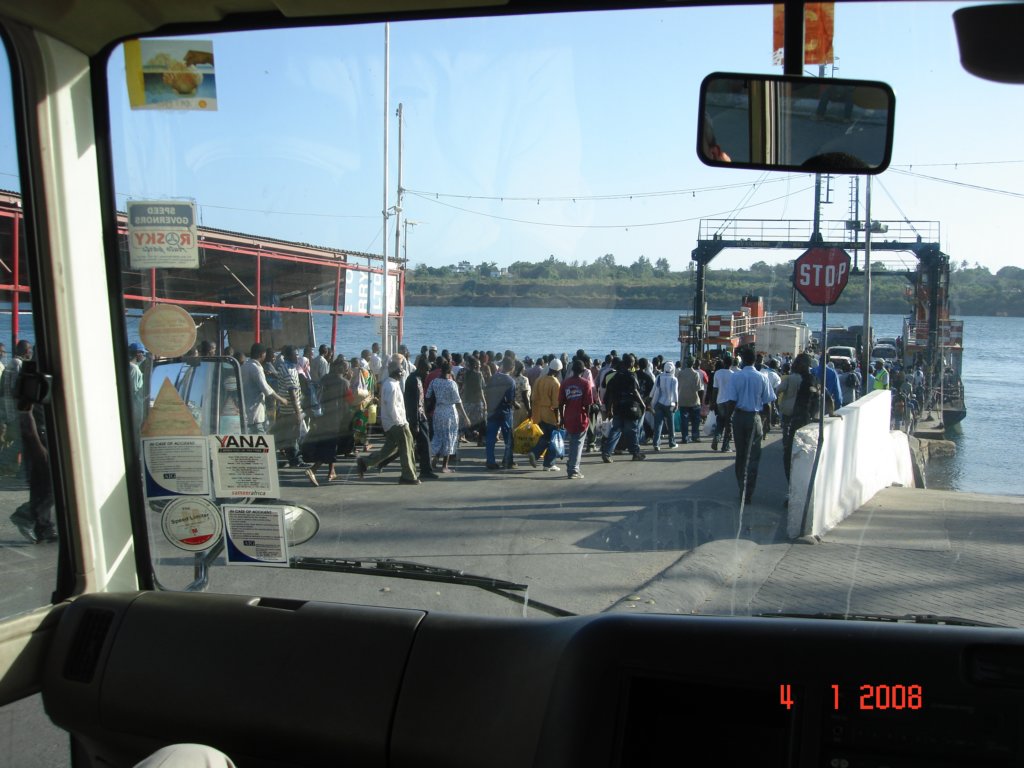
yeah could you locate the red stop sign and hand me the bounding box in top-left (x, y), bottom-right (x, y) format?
top-left (793, 247), bottom-right (851, 306)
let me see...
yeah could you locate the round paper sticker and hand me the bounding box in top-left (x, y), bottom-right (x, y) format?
top-left (161, 497), bottom-right (223, 552)
top-left (139, 303), bottom-right (197, 358)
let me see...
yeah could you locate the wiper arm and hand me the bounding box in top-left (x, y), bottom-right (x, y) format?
top-left (756, 612), bottom-right (1004, 628)
top-left (290, 556), bottom-right (575, 618)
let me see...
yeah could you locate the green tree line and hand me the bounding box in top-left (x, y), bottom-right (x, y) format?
top-left (406, 256), bottom-right (1024, 316)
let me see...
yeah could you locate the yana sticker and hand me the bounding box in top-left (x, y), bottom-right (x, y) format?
top-left (161, 497), bottom-right (223, 552)
top-left (211, 434), bottom-right (281, 499)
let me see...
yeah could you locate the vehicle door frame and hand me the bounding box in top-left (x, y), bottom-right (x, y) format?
top-left (0, 16), bottom-right (139, 709)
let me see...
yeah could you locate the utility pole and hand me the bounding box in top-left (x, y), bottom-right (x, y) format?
top-left (862, 177), bottom-right (873, 396)
top-left (403, 219), bottom-right (420, 262)
top-left (390, 101), bottom-right (404, 354)
top-left (381, 24), bottom-right (391, 357)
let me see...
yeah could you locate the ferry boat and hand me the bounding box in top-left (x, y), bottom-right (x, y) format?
top-left (678, 294), bottom-right (809, 359)
top-left (901, 251), bottom-right (966, 428)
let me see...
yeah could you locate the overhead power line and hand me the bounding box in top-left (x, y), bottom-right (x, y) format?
top-left (403, 174), bottom-right (806, 204)
top-left (889, 169), bottom-right (1024, 199)
top-left (891, 159), bottom-right (1024, 169)
top-left (875, 178), bottom-right (920, 237)
top-left (406, 185), bottom-right (814, 229)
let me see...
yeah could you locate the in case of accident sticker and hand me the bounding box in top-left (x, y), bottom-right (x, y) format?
top-left (222, 505), bottom-right (289, 567)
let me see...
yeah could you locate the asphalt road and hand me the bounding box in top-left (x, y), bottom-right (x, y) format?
top-left (155, 432), bottom-right (793, 617)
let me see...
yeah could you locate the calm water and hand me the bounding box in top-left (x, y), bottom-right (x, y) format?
top-left (3, 305), bottom-right (1017, 496)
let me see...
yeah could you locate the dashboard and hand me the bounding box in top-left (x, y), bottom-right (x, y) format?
top-left (41, 591), bottom-right (1024, 767)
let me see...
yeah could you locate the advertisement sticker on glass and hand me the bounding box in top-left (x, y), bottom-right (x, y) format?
top-left (124, 38), bottom-right (217, 110)
top-left (142, 437), bottom-right (212, 499)
top-left (210, 434), bottom-right (281, 499)
top-left (223, 506), bottom-right (289, 567)
top-left (161, 497), bottom-right (223, 553)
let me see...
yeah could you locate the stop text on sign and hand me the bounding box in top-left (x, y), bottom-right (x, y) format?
top-left (797, 261), bottom-right (848, 288)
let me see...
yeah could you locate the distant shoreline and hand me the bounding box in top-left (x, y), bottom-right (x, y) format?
top-left (404, 294), bottom-right (1015, 316)
top-left (405, 272), bottom-right (1022, 317)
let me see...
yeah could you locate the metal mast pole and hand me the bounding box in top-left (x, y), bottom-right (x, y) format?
top-left (862, 177), bottom-right (873, 396)
top-left (381, 23), bottom-right (391, 358)
top-left (392, 102), bottom-right (404, 355)
top-left (810, 63), bottom-right (826, 245)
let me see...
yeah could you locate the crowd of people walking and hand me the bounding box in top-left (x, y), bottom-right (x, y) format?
top-left (220, 341), bottom-right (827, 503)
top-left (177, 337), bottom-right (915, 507)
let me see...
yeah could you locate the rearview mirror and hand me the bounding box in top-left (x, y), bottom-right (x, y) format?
top-left (698, 73), bottom-right (895, 174)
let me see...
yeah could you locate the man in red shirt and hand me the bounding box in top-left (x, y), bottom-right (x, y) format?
top-left (559, 358), bottom-right (595, 479)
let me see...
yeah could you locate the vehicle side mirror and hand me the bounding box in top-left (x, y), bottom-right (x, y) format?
top-left (697, 72), bottom-right (895, 174)
top-left (148, 355), bottom-right (249, 434)
top-left (954, 4), bottom-right (1024, 84)
top-left (284, 504), bottom-right (320, 546)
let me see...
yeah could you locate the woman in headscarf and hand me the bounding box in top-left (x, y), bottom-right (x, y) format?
top-left (512, 359), bottom-right (532, 428)
top-left (459, 355), bottom-right (487, 445)
top-left (334, 358), bottom-right (357, 459)
top-left (426, 359), bottom-right (468, 473)
top-left (350, 357), bottom-right (376, 453)
top-left (650, 360), bottom-right (679, 451)
top-left (302, 356), bottom-right (350, 485)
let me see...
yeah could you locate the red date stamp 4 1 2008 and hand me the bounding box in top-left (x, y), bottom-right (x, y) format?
top-left (779, 683), bottom-right (923, 711)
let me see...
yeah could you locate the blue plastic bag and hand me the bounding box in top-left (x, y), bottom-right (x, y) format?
top-left (549, 428), bottom-right (567, 459)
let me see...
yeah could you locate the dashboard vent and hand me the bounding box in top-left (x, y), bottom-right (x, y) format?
top-left (63, 609), bottom-right (115, 683)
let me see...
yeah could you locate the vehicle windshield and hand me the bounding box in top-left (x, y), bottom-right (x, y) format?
top-left (85, 1), bottom-right (1021, 621)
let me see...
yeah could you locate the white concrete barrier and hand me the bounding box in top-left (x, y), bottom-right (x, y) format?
top-left (787, 390), bottom-right (915, 539)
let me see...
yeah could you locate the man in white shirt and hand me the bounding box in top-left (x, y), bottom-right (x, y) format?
top-left (311, 344), bottom-right (331, 385)
top-left (357, 355), bottom-right (420, 484)
top-left (763, 358), bottom-right (783, 430)
top-left (369, 342), bottom-right (384, 381)
top-left (718, 347), bottom-right (776, 504)
top-left (243, 343), bottom-right (287, 433)
top-left (711, 354), bottom-right (736, 452)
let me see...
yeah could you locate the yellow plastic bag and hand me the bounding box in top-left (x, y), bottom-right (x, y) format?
top-left (513, 418), bottom-right (543, 454)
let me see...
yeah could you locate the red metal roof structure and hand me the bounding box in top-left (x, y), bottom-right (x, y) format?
top-left (0, 191), bottom-right (405, 351)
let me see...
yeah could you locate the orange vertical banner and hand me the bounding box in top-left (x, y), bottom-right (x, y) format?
top-left (773, 3), bottom-right (835, 66)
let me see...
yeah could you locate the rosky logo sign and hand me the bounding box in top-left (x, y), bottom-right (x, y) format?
top-left (132, 231), bottom-right (193, 247)
top-left (126, 199), bottom-right (200, 269)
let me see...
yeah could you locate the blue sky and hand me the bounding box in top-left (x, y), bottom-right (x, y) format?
top-left (2, 3), bottom-right (1021, 272)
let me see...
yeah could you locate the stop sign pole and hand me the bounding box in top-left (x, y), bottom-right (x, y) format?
top-left (793, 246), bottom-right (852, 536)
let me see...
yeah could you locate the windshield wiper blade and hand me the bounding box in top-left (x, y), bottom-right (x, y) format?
top-left (756, 612), bottom-right (1004, 627)
top-left (290, 556), bottom-right (576, 618)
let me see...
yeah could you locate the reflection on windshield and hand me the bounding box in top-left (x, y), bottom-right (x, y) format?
top-left (107, 4), bottom-right (1024, 625)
